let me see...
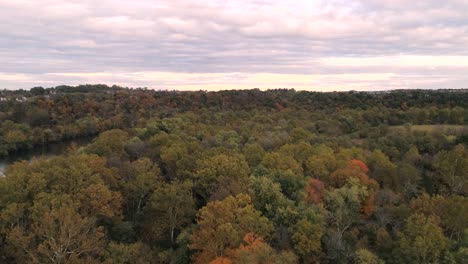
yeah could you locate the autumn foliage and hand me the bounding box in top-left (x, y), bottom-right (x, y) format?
top-left (306, 178), bottom-right (325, 205)
top-left (211, 233), bottom-right (297, 264)
top-left (328, 160), bottom-right (378, 217)
top-left (350, 159), bottom-right (369, 174)
top-left (0, 87), bottom-right (465, 264)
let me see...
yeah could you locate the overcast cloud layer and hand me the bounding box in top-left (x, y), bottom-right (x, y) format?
top-left (1, 0), bottom-right (468, 91)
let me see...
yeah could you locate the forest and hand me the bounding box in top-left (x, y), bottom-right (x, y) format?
top-left (0, 85), bottom-right (467, 263)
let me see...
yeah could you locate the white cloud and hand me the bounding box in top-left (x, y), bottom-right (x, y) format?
top-left (321, 56), bottom-right (468, 67)
top-left (0, 73), bottom-right (31, 81)
top-left (0, 0), bottom-right (467, 90)
top-left (59, 39), bottom-right (98, 48)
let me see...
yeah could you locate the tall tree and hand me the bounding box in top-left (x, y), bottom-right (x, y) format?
top-left (323, 178), bottom-right (370, 262)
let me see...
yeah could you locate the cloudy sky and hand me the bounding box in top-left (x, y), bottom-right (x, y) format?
top-left (1, 0), bottom-right (468, 91)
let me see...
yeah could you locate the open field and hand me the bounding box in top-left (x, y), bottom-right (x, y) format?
top-left (389, 125), bottom-right (468, 135)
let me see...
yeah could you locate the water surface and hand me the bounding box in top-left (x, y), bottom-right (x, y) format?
top-left (0, 137), bottom-right (94, 176)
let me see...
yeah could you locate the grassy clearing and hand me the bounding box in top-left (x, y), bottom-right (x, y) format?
top-left (389, 125), bottom-right (468, 135)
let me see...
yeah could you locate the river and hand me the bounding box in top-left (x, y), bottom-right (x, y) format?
top-left (0, 137), bottom-right (95, 177)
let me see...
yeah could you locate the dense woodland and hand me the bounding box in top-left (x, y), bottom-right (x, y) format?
top-left (0, 85), bottom-right (467, 263)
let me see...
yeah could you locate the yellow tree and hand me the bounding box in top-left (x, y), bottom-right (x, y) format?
top-left (190, 194), bottom-right (273, 263)
top-left (7, 204), bottom-right (105, 263)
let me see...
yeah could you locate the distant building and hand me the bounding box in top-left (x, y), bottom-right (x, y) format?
top-left (15, 96), bottom-right (28, 102)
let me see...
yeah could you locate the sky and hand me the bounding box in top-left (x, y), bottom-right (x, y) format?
top-left (1, 0), bottom-right (468, 91)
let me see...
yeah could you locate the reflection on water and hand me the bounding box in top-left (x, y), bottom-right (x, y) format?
top-left (0, 137), bottom-right (94, 177)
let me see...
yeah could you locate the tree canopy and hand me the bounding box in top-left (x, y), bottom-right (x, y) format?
top-left (0, 87), bottom-right (466, 263)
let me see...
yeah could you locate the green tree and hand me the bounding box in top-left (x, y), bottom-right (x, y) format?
top-left (125, 137), bottom-right (145, 160)
top-left (278, 142), bottom-right (314, 164)
top-left (104, 241), bottom-right (153, 264)
top-left (0, 154), bottom-right (122, 263)
top-left (86, 129), bottom-right (129, 158)
top-left (160, 142), bottom-right (189, 180)
top-left (261, 152), bottom-right (303, 176)
top-left (305, 145), bottom-right (339, 180)
top-left (291, 217), bottom-right (324, 263)
top-left (355, 249), bottom-right (384, 264)
top-left (243, 143), bottom-right (266, 168)
top-left (324, 178), bottom-right (370, 262)
top-left (6, 205), bottom-right (105, 264)
top-left (249, 176), bottom-right (297, 226)
top-left (143, 181), bottom-right (196, 245)
top-left (432, 144), bottom-right (468, 195)
top-left (396, 162), bottom-right (421, 199)
top-left (368, 150), bottom-right (397, 190)
top-left (268, 170), bottom-right (306, 202)
top-left (396, 213), bottom-right (447, 264)
top-left (121, 158), bottom-right (161, 219)
top-left (0, 120), bottom-right (31, 154)
top-left (195, 154), bottom-right (250, 201)
top-left (410, 194), bottom-right (468, 243)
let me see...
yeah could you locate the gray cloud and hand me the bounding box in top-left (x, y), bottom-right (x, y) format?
top-left (0, 0), bottom-right (467, 90)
